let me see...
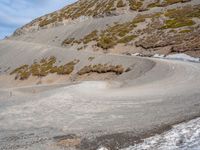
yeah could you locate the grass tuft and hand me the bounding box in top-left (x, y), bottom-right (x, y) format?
top-left (117, 0), bottom-right (126, 8)
top-left (10, 56), bottom-right (78, 80)
top-left (78, 64), bottom-right (129, 75)
top-left (129, 0), bottom-right (143, 11)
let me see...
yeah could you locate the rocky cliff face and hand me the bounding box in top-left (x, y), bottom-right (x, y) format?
top-left (11, 0), bottom-right (200, 57)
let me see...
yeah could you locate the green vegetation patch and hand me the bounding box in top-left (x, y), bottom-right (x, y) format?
top-left (117, 0), bottom-right (126, 8)
top-left (83, 30), bottom-right (98, 44)
top-left (35, 0), bottom-right (192, 28)
top-left (165, 6), bottom-right (200, 19)
top-left (161, 6), bottom-right (199, 29)
top-left (179, 29), bottom-right (192, 33)
top-left (10, 56), bottom-right (79, 80)
top-left (97, 35), bottom-right (117, 49)
top-left (147, 0), bottom-right (191, 9)
top-left (39, 17), bottom-right (57, 27)
top-left (78, 64), bottom-right (129, 75)
top-left (147, 0), bottom-right (161, 8)
top-left (88, 56), bottom-right (95, 61)
top-left (61, 38), bottom-right (75, 46)
top-left (133, 12), bottom-right (162, 24)
top-left (118, 35), bottom-right (137, 43)
top-left (164, 0), bottom-right (190, 5)
top-left (37, 0), bottom-right (123, 27)
top-left (161, 19), bottom-right (195, 29)
top-left (62, 12), bottom-right (164, 49)
top-left (129, 0), bottom-right (143, 11)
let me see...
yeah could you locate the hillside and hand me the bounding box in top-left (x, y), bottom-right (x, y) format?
top-left (0, 0), bottom-right (200, 150)
top-left (11, 0), bottom-right (200, 57)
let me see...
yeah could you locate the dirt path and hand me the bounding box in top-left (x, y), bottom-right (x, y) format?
top-left (0, 57), bottom-right (200, 150)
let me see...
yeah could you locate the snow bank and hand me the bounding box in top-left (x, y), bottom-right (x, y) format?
top-left (153, 53), bottom-right (200, 63)
top-left (122, 117), bottom-right (200, 150)
top-left (166, 54), bottom-right (200, 62)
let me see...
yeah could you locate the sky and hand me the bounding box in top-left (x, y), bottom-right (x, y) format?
top-left (0, 0), bottom-right (76, 39)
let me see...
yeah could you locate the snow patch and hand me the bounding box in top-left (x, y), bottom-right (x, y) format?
top-left (153, 54), bottom-right (165, 58)
top-left (132, 53), bottom-right (141, 56)
top-left (166, 53), bottom-right (200, 62)
top-left (97, 147), bottom-right (109, 150)
top-left (122, 117), bottom-right (200, 150)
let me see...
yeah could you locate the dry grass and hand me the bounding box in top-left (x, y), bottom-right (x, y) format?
top-left (161, 6), bottom-right (199, 29)
top-left (88, 56), bottom-right (95, 61)
top-left (39, 17), bottom-right (57, 27)
top-left (61, 12), bottom-right (164, 49)
top-left (164, 0), bottom-right (190, 5)
top-left (83, 30), bottom-right (98, 44)
top-left (147, 0), bottom-right (191, 9)
top-left (147, 0), bottom-right (161, 8)
top-left (62, 38), bottom-right (75, 46)
top-left (37, 0), bottom-right (125, 28)
top-left (97, 35), bottom-right (117, 49)
top-left (161, 19), bottom-right (195, 29)
top-left (78, 64), bottom-right (129, 75)
top-left (179, 29), bottom-right (192, 33)
top-left (118, 35), bottom-right (137, 43)
top-left (10, 56), bottom-right (78, 80)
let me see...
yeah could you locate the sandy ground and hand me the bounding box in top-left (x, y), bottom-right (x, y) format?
top-left (0, 55), bottom-right (200, 150)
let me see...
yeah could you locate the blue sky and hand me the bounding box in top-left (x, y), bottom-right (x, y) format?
top-left (0, 0), bottom-right (76, 39)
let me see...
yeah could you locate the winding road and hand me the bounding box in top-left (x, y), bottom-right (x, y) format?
top-left (0, 55), bottom-right (200, 150)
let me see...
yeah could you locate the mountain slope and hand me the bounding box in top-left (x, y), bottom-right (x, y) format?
top-left (11, 0), bottom-right (200, 58)
top-left (1, 1), bottom-right (200, 150)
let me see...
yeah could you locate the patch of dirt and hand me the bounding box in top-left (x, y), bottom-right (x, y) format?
top-left (54, 134), bottom-right (81, 148)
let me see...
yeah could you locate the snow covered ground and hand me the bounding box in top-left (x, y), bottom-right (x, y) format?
top-left (122, 117), bottom-right (200, 150)
top-left (153, 53), bottom-right (200, 63)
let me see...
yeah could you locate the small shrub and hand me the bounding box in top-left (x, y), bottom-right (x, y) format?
top-left (129, 0), bottom-right (143, 11)
top-left (49, 66), bottom-right (58, 73)
top-left (83, 30), bottom-right (98, 44)
top-left (10, 56), bottom-right (78, 80)
top-left (117, 0), bottom-right (126, 8)
top-left (164, 0), bottom-right (187, 5)
top-left (132, 12), bottom-right (162, 24)
top-left (161, 7), bottom-right (197, 29)
top-left (161, 19), bottom-right (195, 29)
top-left (165, 6), bottom-right (200, 19)
top-left (73, 40), bottom-right (81, 44)
top-left (19, 71), bottom-right (31, 80)
top-left (118, 35), bottom-right (137, 43)
top-left (118, 28), bottom-right (130, 37)
top-left (39, 17), bottom-right (57, 27)
top-left (62, 38), bottom-right (75, 46)
top-left (97, 36), bottom-right (116, 49)
top-left (88, 57), bottom-right (95, 61)
top-left (147, 0), bottom-right (161, 8)
top-left (10, 65), bottom-right (28, 75)
top-left (77, 64), bottom-right (127, 75)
